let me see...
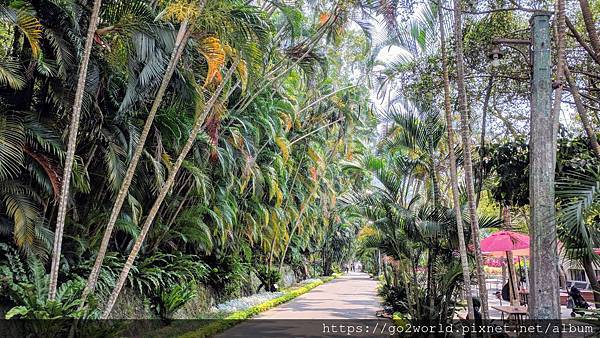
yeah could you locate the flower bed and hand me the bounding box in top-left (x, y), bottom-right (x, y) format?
top-left (177, 275), bottom-right (339, 338)
top-left (212, 292), bottom-right (284, 314)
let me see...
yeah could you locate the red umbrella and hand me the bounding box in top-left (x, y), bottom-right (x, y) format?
top-left (480, 230), bottom-right (530, 306)
top-left (484, 248), bottom-right (529, 257)
top-left (480, 230), bottom-right (529, 252)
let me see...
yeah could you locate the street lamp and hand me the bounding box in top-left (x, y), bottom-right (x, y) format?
top-left (487, 10), bottom-right (560, 319)
top-left (487, 44), bottom-right (504, 68)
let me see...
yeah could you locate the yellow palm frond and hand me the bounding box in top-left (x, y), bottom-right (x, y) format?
top-left (198, 36), bottom-right (225, 87)
top-left (16, 11), bottom-right (42, 58)
top-left (275, 136), bottom-right (289, 162)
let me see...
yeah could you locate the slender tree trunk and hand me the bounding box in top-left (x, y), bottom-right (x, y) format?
top-left (476, 76), bottom-right (494, 207)
top-left (581, 256), bottom-right (600, 308)
top-left (565, 17), bottom-right (600, 66)
top-left (101, 60), bottom-right (240, 318)
top-left (430, 162), bottom-right (441, 206)
top-left (564, 66), bottom-right (600, 158)
top-left (551, 0), bottom-right (566, 156)
top-left (451, 0), bottom-right (488, 319)
top-left (80, 20), bottom-right (193, 306)
top-left (48, 0), bottom-right (103, 300)
top-left (578, 0), bottom-right (600, 59)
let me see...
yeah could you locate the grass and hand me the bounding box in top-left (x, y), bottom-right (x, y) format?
top-left (154, 274), bottom-right (339, 338)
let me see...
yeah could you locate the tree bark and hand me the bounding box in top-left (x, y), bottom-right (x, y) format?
top-left (451, 0), bottom-right (489, 319)
top-left (80, 20), bottom-right (193, 307)
top-left (476, 76), bottom-right (494, 207)
top-left (578, 0), bottom-right (600, 59)
top-left (48, 0), bottom-right (103, 300)
top-left (564, 66), bottom-right (600, 158)
top-left (551, 0), bottom-right (567, 159)
top-left (438, 0), bottom-right (474, 319)
top-left (101, 59), bottom-right (240, 318)
top-left (565, 18), bottom-right (600, 66)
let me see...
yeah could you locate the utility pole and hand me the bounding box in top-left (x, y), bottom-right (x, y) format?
top-left (528, 11), bottom-right (561, 319)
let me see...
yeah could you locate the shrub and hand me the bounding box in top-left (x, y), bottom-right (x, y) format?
top-left (154, 282), bottom-right (197, 321)
top-left (378, 284), bottom-right (409, 314)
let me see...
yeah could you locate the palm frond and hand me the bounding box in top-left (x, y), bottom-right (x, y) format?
top-left (0, 58), bottom-right (26, 90)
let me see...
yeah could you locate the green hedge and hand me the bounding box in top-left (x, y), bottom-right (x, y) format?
top-left (178, 275), bottom-right (339, 338)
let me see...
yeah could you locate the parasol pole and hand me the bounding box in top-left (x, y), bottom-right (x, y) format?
top-left (506, 250), bottom-right (519, 306)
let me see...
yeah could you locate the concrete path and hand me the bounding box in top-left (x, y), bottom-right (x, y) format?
top-left (254, 272), bottom-right (381, 319)
top-left (219, 272), bottom-right (386, 337)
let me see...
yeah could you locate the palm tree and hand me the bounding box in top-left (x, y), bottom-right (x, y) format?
top-left (48, 0), bottom-right (103, 301)
top-left (557, 168), bottom-right (600, 307)
top-left (80, 2), bottom-right (198, 306)
top-left (0, 112), bottom-right (67, 256)
top-left (101, 58), bottom-right (241, 318)
top-left (450, 0), bottom-right (489, 318)
top-left (381, 106), bottom-right (445, 206)
top-left (0, 4), bottom-right (42, 90)
top-left (352, 155), bottom-right (487, 322)
top-left (436, 0), bottom-right (473, 319)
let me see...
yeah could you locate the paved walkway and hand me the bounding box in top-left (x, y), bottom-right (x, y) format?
top-left (255, 272), bottom-right (381, 319)
top-left (219, 272), bottom-right (385, 337)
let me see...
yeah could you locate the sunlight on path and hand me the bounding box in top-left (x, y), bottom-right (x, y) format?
top-left (219, 272), bottom-right (384, 337)
top-left (255, 272), bottom-right (381, 319)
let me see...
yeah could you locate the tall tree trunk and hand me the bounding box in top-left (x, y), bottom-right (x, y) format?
top-left (581, 255), bottom-right (600, 308)
top-left (438, 0), bottom-right (473, 319)
top-left (80, 20), bottom-right (193, 306)
top-left (48, 0), bottom-right (103, 300)
top-left (101, 60), bottom-right (240, 318)
top-left (578, 0), bottom-right (600, 59)
top-left (430, 162), bottom-right (441, 206)
top-left (451, 0), bottom-right (489, 319)
top-left (551, 0), bottom-right (567, 163)
top-left (476, 76), bottom-right (494, 207)
top-left (564, 66), bottom-right (600, 158)
top-left (529, 11), bottom-right (561, 319)
top-left (565, 17), bottom-right (600, 66)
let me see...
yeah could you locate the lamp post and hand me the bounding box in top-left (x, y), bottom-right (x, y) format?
top-left (529, 11), bottom-right (560, 320)
top-left (489, 11), bottom-right (560, 319)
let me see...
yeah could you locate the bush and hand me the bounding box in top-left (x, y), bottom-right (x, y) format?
top-left (378, 284), bottom-right (409, 314)
top-left (255, 265), bottom-right (281, 292)
top-left (154, 282), bottom-right (197, 321)
top-left (0, 244), bottom-right (98, 320)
